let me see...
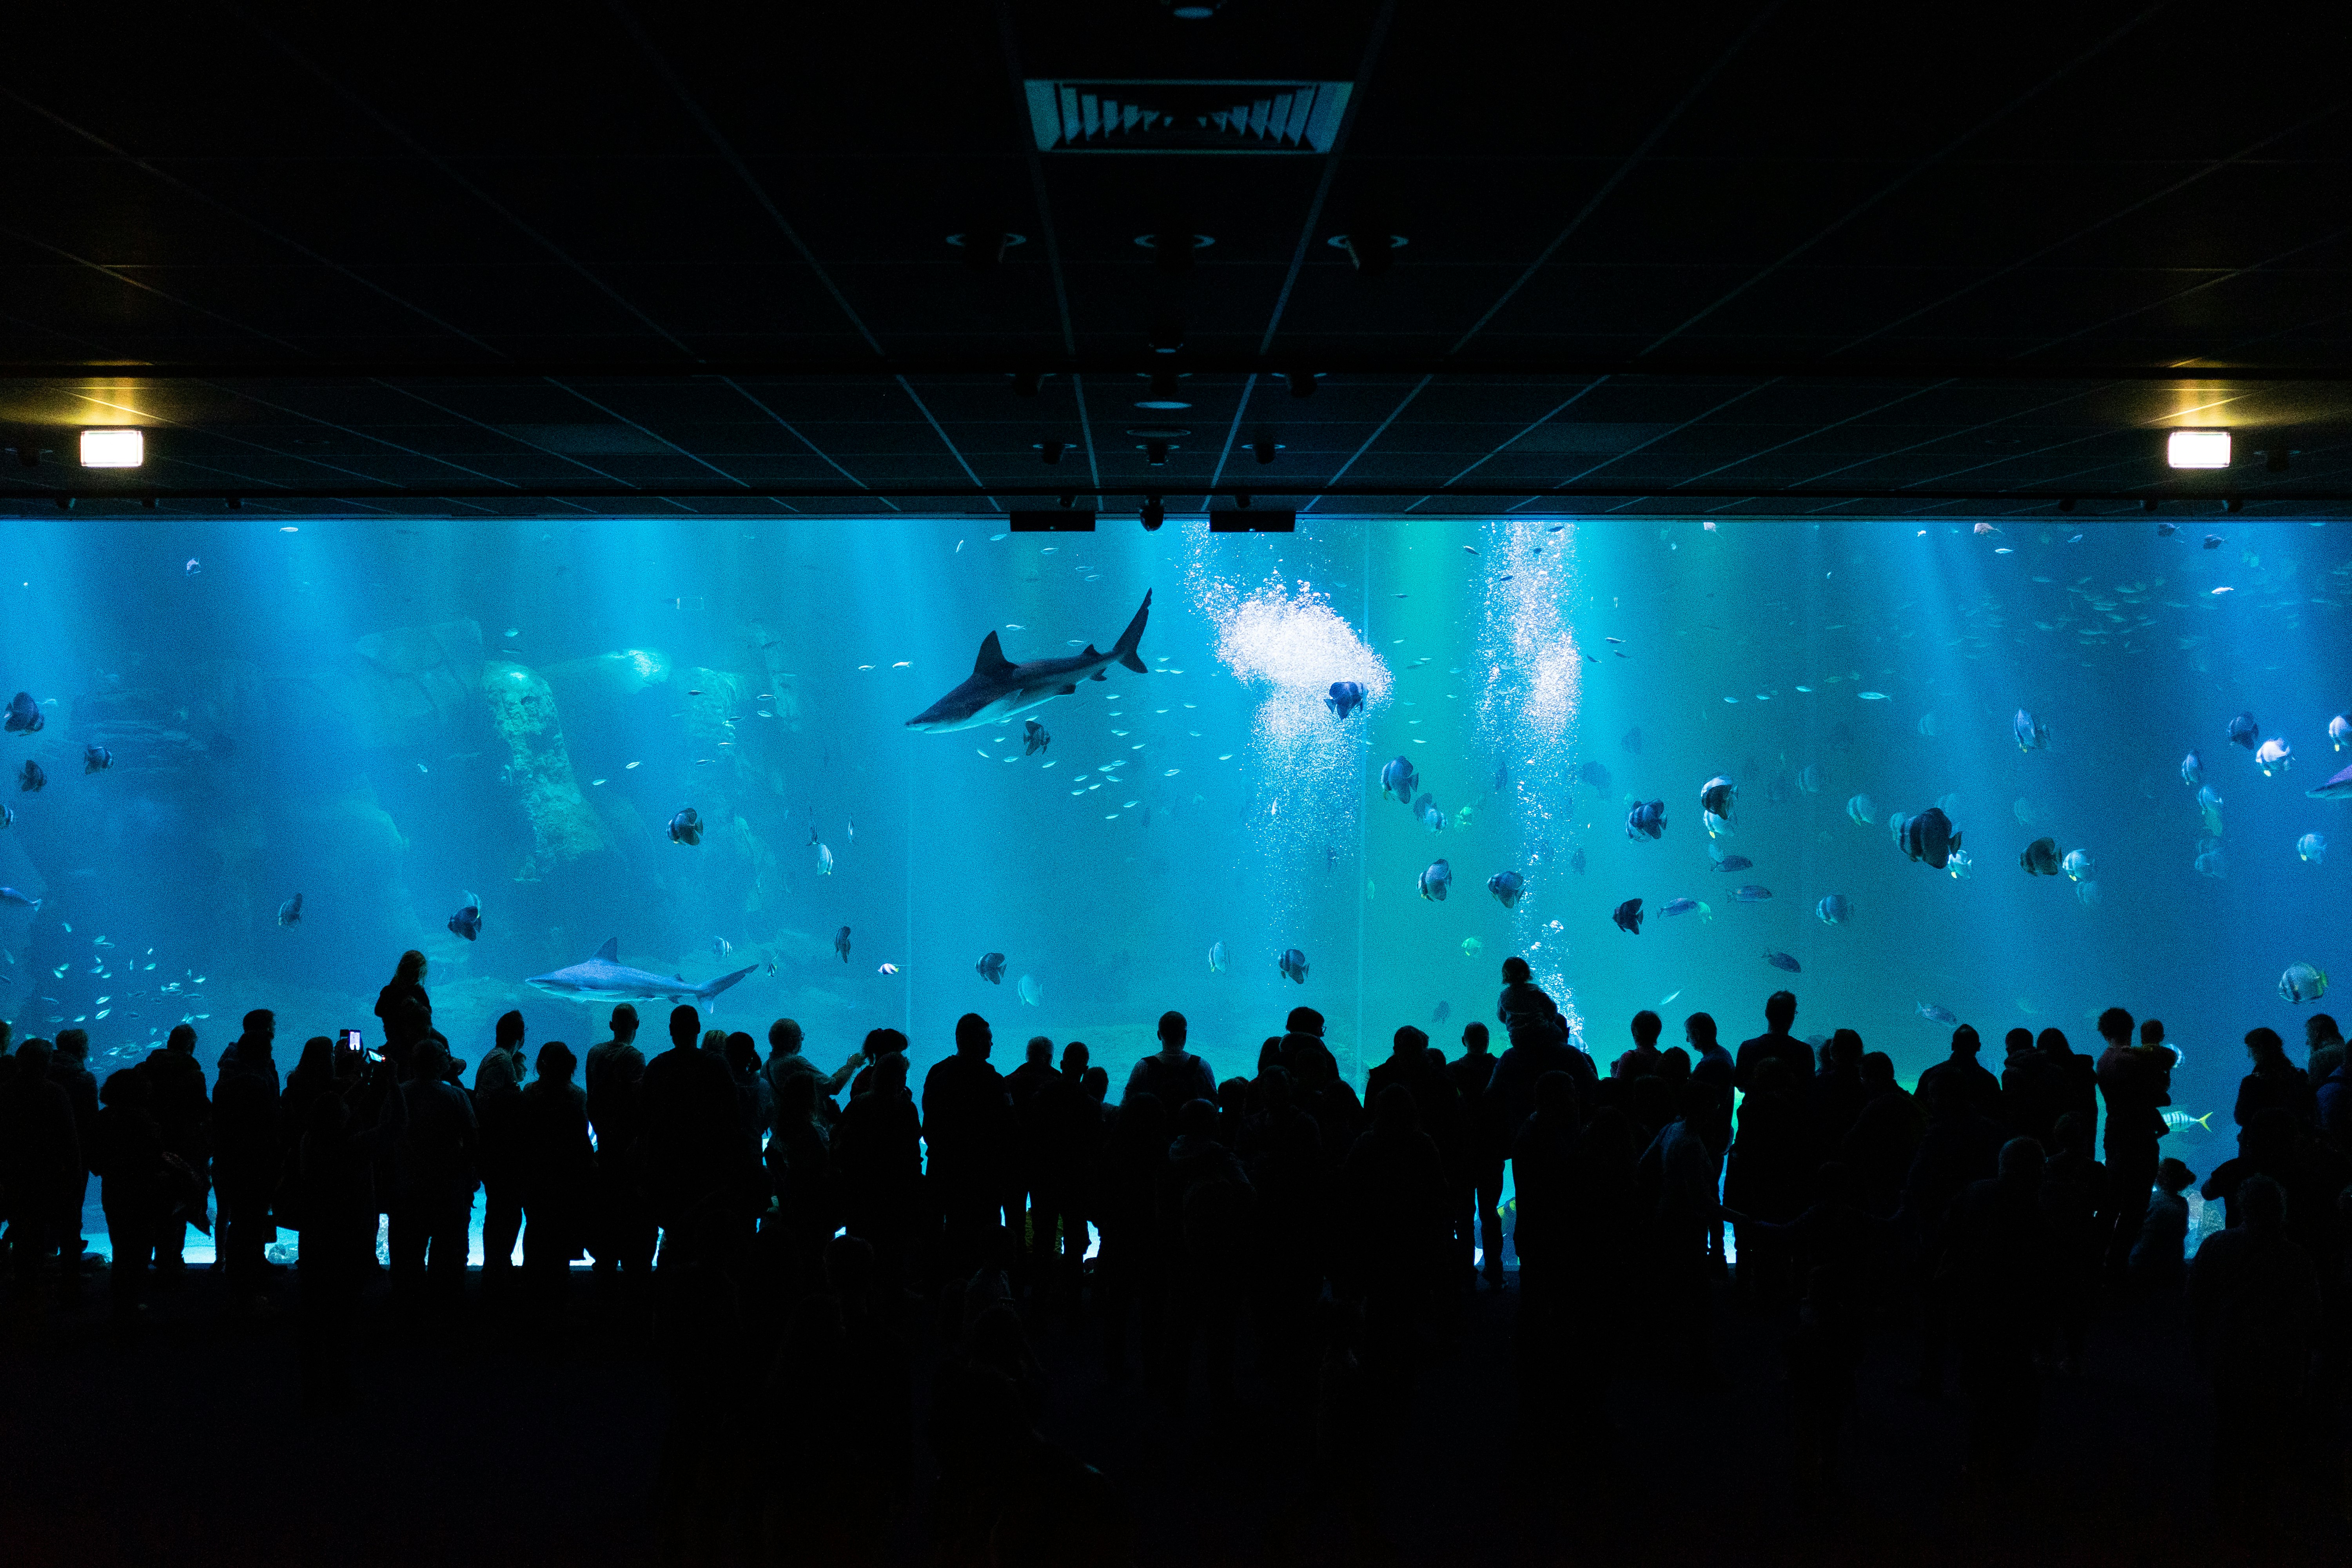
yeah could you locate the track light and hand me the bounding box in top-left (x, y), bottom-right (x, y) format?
top-left (1339, 232), bottom-right (1396, 276)
top-left (1037, 440), bottom-right (1067, 465)
top-left (1011, 370), bottom-right (1043, 397)
top-left (2166, 429), bottom-right (2230, 469)
top-left (952, 231), bottom-right (1022, 274)
top-left (1252, 438), bottom-right (1281, 465)
top-left (1058, 492), bottom-right (1077, 509)
top-left (1285, 372), bottom-right (1316, 399)
top-left (1140, 495), bottom-right (1165, 531)
top-left (1143, 440), bottom-right (1170, 466)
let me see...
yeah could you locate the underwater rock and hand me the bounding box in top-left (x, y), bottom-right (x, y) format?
top-left (483, 661), bottom-right (612, 871)
top-left (543, 647), bottom-right (671, 697)
top-left (346, 620), bottom-right (485, 748)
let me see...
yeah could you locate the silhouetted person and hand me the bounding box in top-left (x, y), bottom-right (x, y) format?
top-left (722, 1030), bottom-right (771, 1156)
top-left (2039, 1112), bottom-right (2108, 1370)
top-left (585, 1002), bottom-right (652, 1283)
top-left (765, 1071), bottom-right (834, 1298)
top-left (2304, 1012), bottom-right (2344, 1090)
top-left (2129, 1155), bottom-right (2196, 1289)
top-left (1029, 1040), bottom-right (1101, 1319)
top-left (638, 1003), bottom-right (752, 1269)
top-left (294, 1053), bottom-right (406, 1408)
top-left (2233, 1026), bottom-right (2314, 1131)
top-left (924, 1012), bottom-right (1016, 1282)
top-left (392, 1035), bottom-right (478, 1305)
top-left (1938, 1137), bottom-right (2054, 1476)
top-left (1840, 1051), bottom-right (1922, 1217)
top-left (2095, 1007), bottom-right (2168, 1273)
top-left (1097, 1090), bottom-right (1171, 1380)
top-left (762, 1016), bottom-right (862, 1121)
top-left (1278, 1006), bottom-right (1338, 1085)
top-left (1343, 1083), bottom-right (1448, 1377)
top-left (1, 1040), bottom-right (79, 1305)
top-left (1446, 1022), bottom-right (1507, 1288)
top-left (1807, 1027), bottom-right (1867, 1161)
top-left (212, 1010), bottom-right (282, 1309)
top-left (834, 1050), bottom-right (923, 1287)
top-left (474, 1009), bottom-right (528, 1284)
top-left (1485, 1011), bottom-right (1592, 1158)
top-left (1157, 1096), bottom-right (1255, 1408)
top-left (1916, 1024), bottom-right (2004, 1127)
top-left (1726, 1055), bottom-right (1809, 1303)
top-left (2039, 1026), bottom-right (2099, 1147)
top-left (1902, 1077), bottom-right (2006, 1394)
top-left (139, 1023), bottom-right (212, 1274)
top-left (89, 1067), bottom-right (167, 1316)
top-left (1126, 1011), bottom-right (1215, 1105)
top-left (1735, 990), bottom-right (1811, 1094)
top-left (48, 1029), bottom-right (97, 1270)
top-left (1999, 1027), bottom-right (2058, 1145)
top-left (2190, 1174), bottom-right (2321, 1524)
top-left (1638, 1076), bottom-right (1730, 1348)
top-left (1495, 955), bottom-right (1555, 1036)
top-left (1611, 1008), bottom-right (1664, 1080)
top-left (374, 948), bottom-right (431, 1068)
top-left (518, 1041), bottom-right (592, 1301)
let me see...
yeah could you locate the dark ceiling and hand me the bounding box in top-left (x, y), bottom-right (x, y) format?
top-left (2, 0), bottom-right (2349, 519)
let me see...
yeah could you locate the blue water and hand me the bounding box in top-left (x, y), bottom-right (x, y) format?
top-left (2, 514), bottom-right (2344, 1250)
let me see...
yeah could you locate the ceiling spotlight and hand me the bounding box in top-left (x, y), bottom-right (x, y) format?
top-left (1143, 439), bottom-right (1171, 466)
top-left (949, 231), bottom-right (1025, 274)
top-left (1011, 370), bottom-right (1043, 397)
top-left (1148, 317), bottom-right (1185, 354)
top-left (1037, 440), bottom-right (1067, 465)
top-left (1285, 372), bottom-right (1317, 399)
top-left (1234, 491), bottom-right (1252, 509)
top-left (1329, 232), bottom-right (1406, 276)
top-left (1140, 495), bottom-right (1165, 531)
top-left (1058, 492), bottom-right (1077, 509)
top-left (79, 428), bottom-right (145, 468)
top-left (1163, 1), bottom-right (1223, 17)
top-left (2166, 428), bottom-right (2230, 469)
top-left (1251, 438), bottom-right (1282, 465)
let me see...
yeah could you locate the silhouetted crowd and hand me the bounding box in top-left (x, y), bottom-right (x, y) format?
top-left (2, 947), bottom-right (2348, 1558)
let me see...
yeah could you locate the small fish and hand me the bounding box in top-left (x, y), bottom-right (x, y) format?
top-left (2203, 534), bottom-right (2223, 550)
top-left (2013, 709), bottom-right (2050, 752)
top-left (1733, 885), bottom-right (1772, 902)
top-left (1576, 760), bottom-right (1612, 792)
top-left (1763, 951), bottom-right (1801, 973)
top-left (1815, 893), bottom-right (1851, 925)
top-left (1710, 854), bottom-right (1754, 873)
top-left (0, 804), bottom-right (12, 829)
top-left (4, 691), bottom-right (44, 734)
top-left (184, 557), bottom-right (201, 575)
top-left (2020, 837), bottom-right (2063, 876)
top-left (668, 808), bottom-right (704, 846)
top-left (0, 887), bottom-right (40, 910)
top-left (879, 962), bottom-right (902, 977)
top-left (1024, 719), bottom-right (1052, 755)
top-left (2279, 962), bottom-right (2328, 1004)
top-left (417, 763), bottom-right (428, 774)
top-left (1431, 1000), bottom-right (1452, 1025)
top-left (846, 818), bottom-right (856, 842)
top-left (1918, 1002), bottom-right (1958, 1025)
top-left (1974, 523), bottom-right (2001, 536)
top-left (1858, 691), bottom-right (1889, 701)
top-left (276, 893), bottom-right (303, 927)
top-left (2161, 1109), bottom-right (2214, 1138)
top-left (447, 902), bottom-right (482, 941)
top-left (1662, 897), bottom-right (1699, 917)
top-left (1418, 859), bottom-right (1453, 901)
top-left (1279, 947), bottom-right (1310, 984)
top-left (1700, 775), bottom-right (1737, 820)
top-left (711, 936), bottom-right (733, 959)
top-left (1207, 941), bottom-right (1228, 974)
top-left (1325, 681), bottom-right (1367, 720)
top-left (1846, 793), bottom-right (1876, 827)
top-left (625, 760), bottom-right (641, 769)
top-left (1625, 800), bottom-right (1666, 841)
top-left (1486, 870), bottom-right (1524, 908)
top-left (18, 761), bottom-right (46, 792)
top-left (2297, 832), bottom-right (2327, 865)
top-left (1461, 936), bottom-right (1484, 958)
top-left (82, 745), bottom-right (112, 774)
top-left (815, 841), bottom-right (835, 875)
top-left (1796, 764), bottom-right (1822, 795)
top-left (1948, 849), bottom-right (1973, 878)
top-left (1381, 756), bottom-right (1420, 801)
top-left (2227, 711), bottom-right (2258, 750)
top-left (1612, 898), bottom-right (1644, 935)
top-left (2181, 750), bottom-right (2202, 787)
top-left (976, 951), bottom-right (1006, 984)
top-left (835, 926), bottom-right (852, 962)
top-left (2156, 522), bottom-right (2178, 536)
top-left (2061, 849), bottom-right (2094, 882)
top-left (1461, 545), bottom-right (1479, 555)
top-left (2256, 737), bottom-right (2292, 777)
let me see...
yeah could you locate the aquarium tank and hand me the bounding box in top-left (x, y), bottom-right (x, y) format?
top-left (1, 511), bottom-right (2344, 1261)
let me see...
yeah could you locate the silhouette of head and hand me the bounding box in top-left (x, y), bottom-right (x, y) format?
top-left (1996, 1136), bottom-right (2044, 1182)
top-left (862, 1027), bottom-right (907, 1061)
top-left (2037, 1027), bottom-right (2071, 1056)
top-left (1501, 956), bottom-right (1532, 985)
top-left (2004, 1027), bottom-right (2033, 1057)
top-left (1764, 991), bottom-right (1797, 1030)
top-left (100, 1067), bottom-right (149, 1107)
top-left (779, 1071), bottom-right (817, 1120)
top-left (2050, 1111), bottom-right (2090, 1154)
top-left (1951, 1024), bottom-right (1980, 1057)
top-left (2096, 1007), bottom-right (2133, 1046)
top-left (1177, 1097), bottom-right (1219, 1141)
top-left (1026, 1035), bottom-right (1052, 1066)
top-left (1080, 1065), bottom-right (1107, 1101)
top-left (2140, 1018), bottom-right (2165, 1045)
top-left (241, 1009), bottom-right (276, 1055)
top-left (724, 1031), bottom-right (757, 1074)
top-left (167, 1023), bottom-right (196, 1055)
top-left (1373, 1081), bottom-right (1420, 1134)
top-left (2244, 1025), bottom-right (2285, 1065)
top-left (609, 1003), bottom-right (639, 1041)
top-left (669, 1005), bottom-right (701, 1050)
top-left (54, 1027), bottom-right (88, 1063)
top-left (2235, 1172), bottom-right (2285, 1234)
top-left (1828, 1029), bottom-right (1864, 1071)
top-left (536, 1041), bottom-right (577, 1083)
top-left (1859, 1051), bottom-right (1895, 1091)
top-left (1463, 1021), bottom-right (1490, 1052)
top-left (1685, 1012), bottom-right (1718, 1050)
top-left (2308, 1013), bottom-right (2341, 1049)
top-left (1158, 1011), bottom-right (1187, 1050)
top-left (701, 1029), bottom-right (726, 1053)
top-left (1060, 1040), bottom-right (1090, 1074)
top-left (396, 949), bottom-right (427, 983)
top-left (1630, 1010), bottom-right (1662, 1048)
top-left (873, 1053), bottom-right (908, 1093)
top-left (769, 1017), bottom-right (803, 1056)
top-left (496, 1009), bottom-right (525, 1049)
top-left (1285, 1006), bottom-right (1324, 1037)
top-left (2155, 1156), bottom-right (2195, 1193)
top-left (1533, 1069), bottom-right (1577, 1120)
top-left (955, 1012), bottom-right (993, 1059)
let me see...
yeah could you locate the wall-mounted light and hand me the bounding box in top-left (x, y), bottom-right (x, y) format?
top-left (2166, 429), bottom-right (2230, 469)
top-left (79, 428), bottom-right (145, 468)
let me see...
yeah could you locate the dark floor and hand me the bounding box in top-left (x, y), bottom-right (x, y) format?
top-left (0, 1259), bottom-right (2343, 1568)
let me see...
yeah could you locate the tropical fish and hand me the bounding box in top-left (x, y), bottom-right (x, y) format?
top-left (1700, 775), bottom-right (1737, 820)
top-left (834, 926), bottom-right (852, 962)
top-left (2013, 709), bottom-right (2050, 751)
top-left (2061, 849), bottom-right (2095, 882)
top-left (18, 761), bottom-right (45, 793)
top-left (0, 804), bottom-right (11, 829)
top-left (816, 843), bottom-right (835, 875)
top-left (2332, 714), bottom-right (2351, 752)
top-left (1418, 859), bottom-right (1453, 901)
top-left (879, 962), bottom-right (902, 977)
top-left (1900, 806), bottom-right (1962, 870)
top-left (2161, 1109), bottom-right (2214, 1138)
top-left (1207, 941), bottom-right (1228, 974)
top-left (1918, 1002), bottom-right (1958, 1025)
top-left (3, 691), bottom-right (43, 734)
top-left (1325, 681), bottom-right (1367, 719)
top-left (2195, 846), bottom-right (2227, 878)
top-left (2279, 963), bottom-right (2328, 1004)
top-left (1017, 974), bottom-right (1041, 1005)
top-left (1710, 854), bottom-right (1754, 873)
top-left (1626, 800), bottom-right (1666, 840)
top-left (1421, 806), bottom-right (1446, 833)
top-left (1568, 848), bottom-right (1587, 875)
top-left (1461, 937), bottom-right (1483, 958)
top-left (1023, 719), bottom-right (1051, 755)
top-left (1381, 756), bottom-right (1420, 801)
top-left (1431, 1000), bottom-right (1452, 1025)
top-left (2255, 737), bottom-right (2292, 777)
top-left (1662, 897), bottom-right (1699, 916)
top-left (668, 808), bottom-right (704, 846)
top-left (1576, 760), bottom-right (1612, 792)
top-left (1764, 951), bottom-right (1801, 973)
top-left (1733, 885), bottom-right (1772, 902)
top-left (276, 893), bottom-right (303, 927)
top-left (2297, 832), bottom-right (2327, 865)
top-left (1796, 764), bottom-right (1823, 795)
top-left (1612, 899), bottom-right (1643, 935)
top-left (975, 952), bottom-right (1006, 984)
top-left (1846, 793), bottom-right (1875, 827)
top-left (2180, 750), bottom-right (2202, 787)
top-left (2020, 838), bottom-right (2063, 876)
top-left (1486, 870), bottom-right (1524, 908)
top-left (711, 936), bottom-right (733, 959)
top-left (1816, 893), bottom-right (1851, 925)
top-left (905, 591), bottom-right (1151, 732)
top-left (1858, 691), bottom-right (1889, 701)
top-left (82, 745), bottom-right (112, 774)
top-left (2227, 711), bottom-right (2258, 750)
top-left (447, 901), bottom-right (482, 941)
top-left (1279, 947), bottom-right (1310, 984)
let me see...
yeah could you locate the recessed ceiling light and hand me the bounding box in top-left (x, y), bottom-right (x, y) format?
top-left (79, 428), bottom-right (144, 468)
top-left (2167, 429), bottom-right (2230, 469)
top-left (1135, 399), bottom-right (1192, 410)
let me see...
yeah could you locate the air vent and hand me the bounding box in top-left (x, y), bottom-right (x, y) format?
top-left (1023, 80), bottom-right (1351, 153)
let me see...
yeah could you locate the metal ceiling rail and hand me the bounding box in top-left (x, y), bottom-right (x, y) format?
top-left (2, 356), bottom-right (2349, 385)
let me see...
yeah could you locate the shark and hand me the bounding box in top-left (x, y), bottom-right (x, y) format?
top-left (906, 590), bottom-right (1151, 733)
top-left (525, 938), bottom-right (756, 1005)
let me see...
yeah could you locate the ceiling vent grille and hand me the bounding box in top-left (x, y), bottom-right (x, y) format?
top-left (1023, 80), bottom-right (1351, 153)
